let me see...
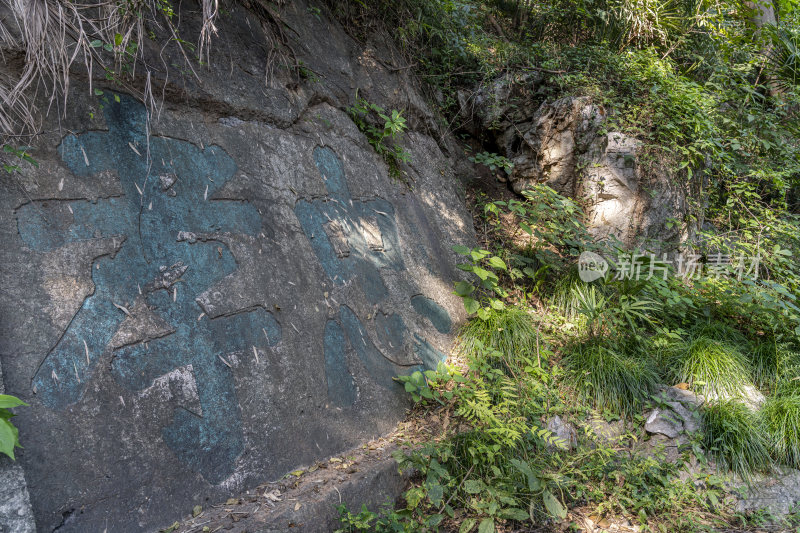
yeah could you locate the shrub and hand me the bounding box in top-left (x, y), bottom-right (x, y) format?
top-left (761, 394), bottom-right (800, 468)
top-left (561, 340), bottom-right (657, 416)
top-left (702, 401), bottom-right (770, 480)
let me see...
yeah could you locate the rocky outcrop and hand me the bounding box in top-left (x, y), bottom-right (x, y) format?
top-left (0, 2), bottom-right (475, 532)
top-left (639, 386), bottom-right (800, 520)
top-left (738, 469), bottom-right (800, 517)
top-left (546, 415), bottom-right (578, 450)
top-left (644, 385), bottom-right (703, 440)
top-left (464, 82), bottom-right (689, 248)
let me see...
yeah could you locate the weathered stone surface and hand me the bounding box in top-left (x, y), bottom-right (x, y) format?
top-left (644, 386), bottom-right (704, 440)
top-left (546, 415), bottom-right (577, 451)
top-left (701, 383), bottom-right (765, 412)
top-left (171, 438), bottom-right (413, 533)
top-left (505, 96), bottom-right (605, 196)
top-left (0, 2), bottom-right (475, 531)
top-left (465, 92), bottom-right (688, 247)
top-left (585, 417), bottom-right (627, 445)
top-left (737, 468), bottom-right (800, 517)
top-left (644, 408), bottom-right (683, 439)
top-left (0, 363), bottom-right (35, 533)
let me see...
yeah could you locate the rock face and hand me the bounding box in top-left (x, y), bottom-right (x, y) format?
top-left (0, 363), bottom-right (35, 533)
top-left (644, 385), bottom-right (703, 440)
top-left (465, 87), bottom-right (688, 247)
top-left (0, 2), bottom-right (473, 532)
top-left (738, 468), bottom-right (800, 517)
top-left (546, 415), bottom-right (577, 450)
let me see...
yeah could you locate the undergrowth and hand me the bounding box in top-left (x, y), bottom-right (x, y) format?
top-left (665, 334), bottom-right (753, 400)
top-left (561, 340), bottom-right (657, 416)
top-left (762, 394), bottom-right (800, 469)
top-left (340, 179), bottom-right (800, 531)
top-left (702, 401), bottom-right (771, 481)
top-left (323, 0), bottom-right (800, 529)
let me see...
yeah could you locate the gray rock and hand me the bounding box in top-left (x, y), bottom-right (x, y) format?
top-left (644, 408), bottom-right (683, 439)
top-left (640, 434), bottom-right (682, 464)
top-left (701, 383), bottom-right (765, 412)
top-left (546, 415), bottom-right (577, 451)
top-left (465, 92), bottom-right (688, 248)
top-left (0, 361), bottom-right (35, 533)
top-left (648, 386), bottom-right (704, 437)
top-left (737, 468), bottom-right (800, 517)
top-left (741, 384), bottom-right (766, 411)
top-left (667, 400), bottom-right (702, 435)
top-left (586, 417), bottom-right (627, 445)
top-left (662, 385), bottom-right (704, 408)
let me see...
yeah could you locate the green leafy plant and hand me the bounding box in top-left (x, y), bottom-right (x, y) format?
top-left (347, 92), bottom-right (411, 179)
top-left (452, 246), bottom-right (510, 319)
top-left (2, 145), bottom-right (38, 173)
top-left (469, 151), bottom-right (514, 174)
top-left (335, 502), bottom-right (416, 532)
top-left (395, 368), bottom-right (438, 403)
top-left (0, 394), bottom-right (27, 460)
top-left (765, 25), bottom-right (800, 92)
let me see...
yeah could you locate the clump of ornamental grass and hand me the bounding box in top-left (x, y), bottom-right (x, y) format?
top-left (748, 339), bottom-right (800, 391)
top-left (693, 320), bottom-right (748, 346)
top-left (774, 364), bottom-right (800, 396)
top-left (750, 340), bottom-right (781, 390)
top-left (665, 331), bottom-right (753, 400)
top-left (702, 400), bottom-right (771, 481)
top-left (457, 307), bottom-right (538, 361)
top-left (549, 267), bottom-right (586, 320)
top-left (561, 339), bottom-right (657, 416)
top-left (761, 393), bottom-right (800, 468)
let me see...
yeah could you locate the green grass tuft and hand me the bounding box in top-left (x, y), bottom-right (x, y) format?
top-left (762, 394), bottom-right (800, 468)
top-left (665, 333), bottom-right (752, 400)
top-left (702, 400), bottom-right (771, 481)
top-left (692, 321), bottom-right (747, 346)
top-left (774, 363), bottom-right (800, 396)
top-left (549, 267), bottom-right (586, 320)
top-left (749, 340), bottom-right (800, 391)
top-left (561, 339), bottom-right (657, 416)
top-left (457, 307), bottom-right (538, 360)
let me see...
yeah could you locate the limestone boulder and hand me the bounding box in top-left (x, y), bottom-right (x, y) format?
top-left (465, 88), bottom-right (689, 248)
